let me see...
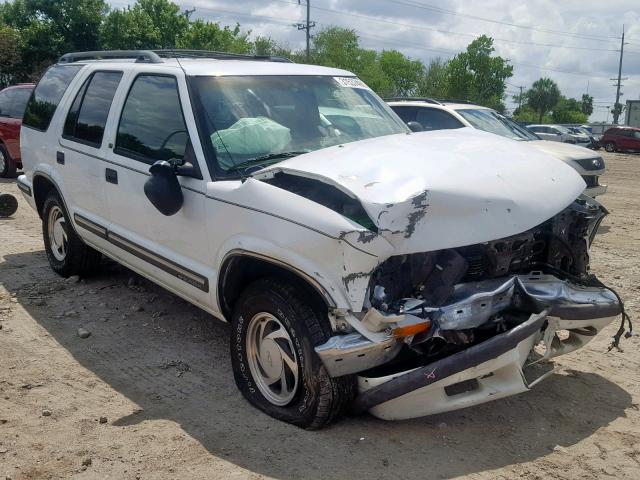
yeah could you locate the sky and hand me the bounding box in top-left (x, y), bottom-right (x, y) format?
top-left (108, 0), bottom-right (640, 122)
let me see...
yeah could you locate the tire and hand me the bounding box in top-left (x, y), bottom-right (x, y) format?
top-left (0, 144), bottom-right (16, 178)
top-left (604, 142), bottom-right (616, 153)
top-left (42, 191), bottom-right (101, 277)
top-left (230, 277), bottom-right (355, 429)
top-left (0, 193), bottom-right (18, 217)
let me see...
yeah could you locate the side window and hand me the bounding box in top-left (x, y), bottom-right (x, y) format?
top-left (23, 65), bottom-right (83, 131)
top-left (115, 75), bottom-right (189, 163)
top-left (415, 109), bottom-right (464, 130)
top-left (63, 71), bottom-right (122, 147)
top-left (7, 89), bottom-right (33, 119)
top-left (0, 91), bottom-right (11, 116)
top-left (390, 106), bottom-right (417, 123)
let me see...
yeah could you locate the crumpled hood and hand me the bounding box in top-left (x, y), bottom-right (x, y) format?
top-left (528, 139), bottom-right (599, 162)
top-left (255, 128), bottom-right (586, 253)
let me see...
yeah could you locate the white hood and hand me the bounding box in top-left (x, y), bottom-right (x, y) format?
top-left (528, 139), bottom-right (599, 162)
top-left (256, 128), bottom-right (585, 253)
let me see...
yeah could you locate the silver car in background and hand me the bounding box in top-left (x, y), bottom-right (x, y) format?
top-left (527, 124), bottom-right (591, 146)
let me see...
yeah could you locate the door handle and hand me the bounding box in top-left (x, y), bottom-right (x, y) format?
top-left (105, 168), bottom-right (118, 184)
top-left (56, 151), bottom-right (65, 165)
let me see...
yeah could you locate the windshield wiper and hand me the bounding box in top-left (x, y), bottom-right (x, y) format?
top-left (227, 151), bottom-right (309, 173)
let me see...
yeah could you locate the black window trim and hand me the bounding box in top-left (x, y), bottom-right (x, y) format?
top-left (61, 69), bottom-right (124, 149)
top-left (113, 72), bottom-right (199, 175)
top-left (22, 64), bottom-right (84, 133)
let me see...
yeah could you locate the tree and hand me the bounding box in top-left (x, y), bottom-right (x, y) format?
top-left (378, 49), bottom-right (424, 97)
top-left (176, 20), bottom-right (252, 53)
top-left (526, 78), bottom-right (560, 123)
top-left (580, 93), bottom-right (593, 116)
top-left (312, 27), bottom-right (361, 72)
top-left (552, 96), bottom-right (587, 123)
top-left (101, 0), bottom-right (187, 50)
top-left (445, 35), bottom-right (513, 111)
top-left (417, 58), bottom-right (449, 99)
top-left (0, 25), bottom-right (22, 87)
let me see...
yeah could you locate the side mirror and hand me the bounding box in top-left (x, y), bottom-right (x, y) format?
top-left (144, 160), bottom-right (183, 216)
top-left (407, 121), bottom-right (424, 132)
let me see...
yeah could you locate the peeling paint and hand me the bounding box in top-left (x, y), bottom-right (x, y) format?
top-left (357, 230), bottom-right (378, 244)
top-left (404, 190), bottom-right (430, 238)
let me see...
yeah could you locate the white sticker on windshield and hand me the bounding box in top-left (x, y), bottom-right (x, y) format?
top-left (333, 76), bottom-right (371, 90)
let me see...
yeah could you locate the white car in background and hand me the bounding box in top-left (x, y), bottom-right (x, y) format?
top-left (527, 124), bottom-right (591, 146)
top-left (388, 99), bottom-right (607, 197)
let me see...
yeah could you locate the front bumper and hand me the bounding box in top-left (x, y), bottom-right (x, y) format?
top-left (354, 312), bottom-right (615, 420)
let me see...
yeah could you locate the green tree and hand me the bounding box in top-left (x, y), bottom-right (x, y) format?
top-left (417, 57), bottom-right (449, 99)
top-left (378, 49), bottom-right (425, 97)
top-left (580, 93), bottom-right (593, 116)
top-left (445, 35), bottom-right (513, 111)
top-left (525, 77), bottom-right (561, 123)
top-left (0, 25), bottom-right (22, 87)
top-left (177, 20), bottom-right (251, 53)
top-left (513, 105), bottom-right (552, 123)
top-left (312, 27), bottom-right (361, 72)
top-left (551, 96), bottom-right (587, 123)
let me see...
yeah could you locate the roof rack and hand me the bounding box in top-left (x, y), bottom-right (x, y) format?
top-left (153, 49), bottom-right (293, 63)
top-left (58, 49), bottom-right (293, 64)
top-left (384, 97), bottom-right (443, 105)
top-left (59, 50), bottom-right (163, 64)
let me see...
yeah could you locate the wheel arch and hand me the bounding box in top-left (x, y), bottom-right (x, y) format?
top-left (32, 173), bottom-right (63, 219)
top-left (218, 250), bottom-right (337, 326)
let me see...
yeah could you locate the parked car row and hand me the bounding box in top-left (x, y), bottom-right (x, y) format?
top-left (13, 51), bottom-right (627, 428)
top-left (386, 98), bottom-right (607, 197)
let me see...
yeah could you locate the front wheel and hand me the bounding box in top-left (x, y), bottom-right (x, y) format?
top-left (230, 278), bottom-right (355, 429)
top-left (604, 142), bottom-right (616, 153)
top-left (42, 191), bottom-right (101, 277)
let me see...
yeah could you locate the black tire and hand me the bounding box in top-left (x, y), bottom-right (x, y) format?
top-left (604, 142), bottom-right (616, 153)
top-left (42, 191), bottom-right (101, 277)
top-left (0, 193), bottom-right (18, 217)
top-left (0, 144), bottom-right (16, 178)
top-left (230, 278), bottom-right (355, 429)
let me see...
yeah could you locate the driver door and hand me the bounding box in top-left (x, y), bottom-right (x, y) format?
top-left (102, 72), bottom-right (214, 309)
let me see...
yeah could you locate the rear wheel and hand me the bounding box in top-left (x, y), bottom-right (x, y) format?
top-left (230, 278), bottom-right (355, 429)
top-left (604, 142), bottom-right (616, 153)
top-left (0, 145), bottom-right (16, 178)
top-left (42, 191), bottom-right (101, 277)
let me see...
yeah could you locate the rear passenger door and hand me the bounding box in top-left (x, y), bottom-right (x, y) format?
top-left (58, 70), bottom-right (123, 239)
top-left (102, 73), bottom-right (213, 308)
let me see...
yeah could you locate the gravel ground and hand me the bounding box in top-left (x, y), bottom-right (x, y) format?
top-left (1, 151), bottom-right (639, 480)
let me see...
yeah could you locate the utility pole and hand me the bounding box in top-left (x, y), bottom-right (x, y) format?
top-left (613, 25), bottom-right (626, 124)
top-left (517, 85), bottom-right (524, 111)
top-left (295, 1), bottom-right (315, 61)
top-left (183, 7), bottom-right (196, 22)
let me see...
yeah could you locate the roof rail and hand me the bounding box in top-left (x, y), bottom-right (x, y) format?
top-left (59, 50), bottom-right (163, 64)
top-left (384, 97), bottom-right (443, 105)
top-left (152, 49), bottom-right (293, 63)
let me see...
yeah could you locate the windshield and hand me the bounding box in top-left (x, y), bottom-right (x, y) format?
top-left (455, 108), bottom-right (539, 141)
top-left (190, 75), bottom-right (408, 175)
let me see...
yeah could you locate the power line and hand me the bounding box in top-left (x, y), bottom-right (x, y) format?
top-left (385, 0), bottom-right (622, 42)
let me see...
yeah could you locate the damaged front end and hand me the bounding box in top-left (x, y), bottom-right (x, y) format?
top-left (315, 194), bottom-right (625, 419)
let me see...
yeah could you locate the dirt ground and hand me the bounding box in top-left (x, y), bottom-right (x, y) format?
top-left (1, 151), bottom-right (639, 480)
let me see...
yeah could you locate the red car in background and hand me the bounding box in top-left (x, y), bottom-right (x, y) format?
top-left (601, 126), bottom-right (640, 153)
top-left (0, 83), bottom-right (34, 177)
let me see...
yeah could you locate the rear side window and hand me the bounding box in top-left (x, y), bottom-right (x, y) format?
top-left (0, 90), bottom-right (11, 116)
top-left (63, 71), bottom-right (122, 147)
top-left (391, 106), bottom-right (417, 123)
top-left (8, 89), bottom-right (33, 119)
top-left (415, 109), bottom-right (464, 130)
top-left (115, 75), bottom-right (189, 163)
top-left (23, 65), bottom-right (82, 131)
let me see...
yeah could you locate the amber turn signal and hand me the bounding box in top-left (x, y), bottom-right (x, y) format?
top-left (392, 321), bottom-right (432, 338)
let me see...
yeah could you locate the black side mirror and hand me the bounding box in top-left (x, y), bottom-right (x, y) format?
top-left (407, 121), bottom-right (424, 132)
top-left (144, 160), bottom-right (184, 216)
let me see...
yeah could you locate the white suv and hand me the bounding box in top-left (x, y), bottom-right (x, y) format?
top-left (18, 51), bottom-right (623, 428)
top-left (387, 99), bottom-right (607, 197)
